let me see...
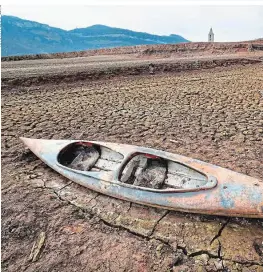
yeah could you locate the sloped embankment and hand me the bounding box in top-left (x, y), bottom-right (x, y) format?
top-left (2, 41), bottom-right (263, 61)
top-left (2, 57), bottom-right (261, 88)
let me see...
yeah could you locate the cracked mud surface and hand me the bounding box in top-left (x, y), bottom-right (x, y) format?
top-left (2, 57), bottom-right (263, 271)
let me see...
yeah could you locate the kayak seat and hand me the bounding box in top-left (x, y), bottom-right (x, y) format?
top-left (120, 155), bottom-right (167, 189)
top-left (70, 145), bottom-right (100, 171)
top-left (58, 142), bottom-right (124, 172)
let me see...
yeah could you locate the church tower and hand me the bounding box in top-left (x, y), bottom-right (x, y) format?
top-left (208, 28), bottom-right (214, 42)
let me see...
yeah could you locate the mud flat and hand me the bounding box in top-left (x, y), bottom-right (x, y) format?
top-left (2, 54), bottom-right (262, 88)
top-left (1, 52), bottom-right (263, 271)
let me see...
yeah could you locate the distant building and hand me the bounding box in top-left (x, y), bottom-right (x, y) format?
top-left (208, 28), bottom-right (214, 42)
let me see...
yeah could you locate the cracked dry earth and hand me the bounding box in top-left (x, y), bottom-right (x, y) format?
top-left (2, 63), bottom-right (263, 271)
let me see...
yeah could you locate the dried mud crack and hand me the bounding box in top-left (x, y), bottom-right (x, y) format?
top-left (15, 176), bottom-right (263, 271)
top-left (210, 219), bottom-right (230, 245)
top-left (2, 55), bottom-right (263, 271)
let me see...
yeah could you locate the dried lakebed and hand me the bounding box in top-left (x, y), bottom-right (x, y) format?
top-left (2, 60), bottom-right (263, 271)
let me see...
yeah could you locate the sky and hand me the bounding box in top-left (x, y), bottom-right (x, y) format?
top-left (2, 5), bottom-right (263, 42)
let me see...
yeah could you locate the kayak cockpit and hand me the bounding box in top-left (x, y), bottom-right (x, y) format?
top-left (57, 142), bottom-right (124, 172)
top-left (57, 142), bottom-right (216, 191)
top-left (120, 154), bottom-right (209, 190)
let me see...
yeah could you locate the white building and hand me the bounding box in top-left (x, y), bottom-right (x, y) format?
top-left (208, 28), bottom-right (214, 42)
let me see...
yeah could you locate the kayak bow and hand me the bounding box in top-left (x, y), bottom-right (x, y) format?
top-left (20, 137), bottom-right (263, 218)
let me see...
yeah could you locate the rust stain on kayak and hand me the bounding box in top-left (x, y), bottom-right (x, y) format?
top-left (20, 137), bottom-right (263, 218)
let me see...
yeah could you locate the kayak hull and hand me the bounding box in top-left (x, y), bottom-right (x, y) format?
top-left (20, 137), bottom-right (263, 218)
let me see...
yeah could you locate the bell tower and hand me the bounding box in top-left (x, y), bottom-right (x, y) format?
top-left (208, 28), bottom-right (214, 42)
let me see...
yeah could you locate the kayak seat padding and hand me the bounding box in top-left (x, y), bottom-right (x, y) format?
top-left (120, 155), bottom-right (167, 189)
top-left (69, 146), bottom-right (100, 171)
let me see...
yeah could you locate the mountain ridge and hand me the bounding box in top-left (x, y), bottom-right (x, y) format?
top-left (1, 15), bottom-right (189, 56)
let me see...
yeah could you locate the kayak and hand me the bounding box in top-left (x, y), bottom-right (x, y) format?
top-left (20, 137), bottom-right (263, 218)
